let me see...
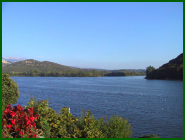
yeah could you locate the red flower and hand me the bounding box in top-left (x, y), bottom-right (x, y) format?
top-left (35, 114), bottom-right (39, 119)
top-left (28, 124), bottom-right (31, 128)
top-left (33, 134), bottom-right (36, 138)
top-left (6, 124), bottom-right (12, 128)
top-left (24, 115), bottom-right (28, 120)
top-left (26, 120), bottom-right (31, 125)
top-left (4, 108), bottom-right (9, 114)
top-left (30, 115), bottom-right (34, 121)
top-left (6, 104), bottom-right (11, 109)
top-left (20, 131), bottom-right (24, 135)
top-left (17, 104), bottom-right (21, 109)
top-left (17, 104), bottom-right (24, 110)
top-left (11, 119), bottom-right (16, 125)
top-left (27, 107), bottom-right (34, 114)
top-left (10, 112), bottom-right (16, 117)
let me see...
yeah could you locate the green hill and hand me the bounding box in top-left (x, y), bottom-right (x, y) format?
top-left (145, 53), bottom-right (183, 80)
top-left (2, 59), bottom-right (146, 77)
top-left (2, 59), bottom-right (82, 74)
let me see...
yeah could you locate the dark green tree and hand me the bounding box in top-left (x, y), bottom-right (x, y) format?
top-left (2, 74), bottom-right (19, 111)
top-left (146, 66), bottom-right (155, 79)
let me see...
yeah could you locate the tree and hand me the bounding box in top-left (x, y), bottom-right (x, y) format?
top-left (146, 66), bottom-right (155, 79)
top-left (2, 74), bottom-right (19, 111)
top-left (92, 70), bottom-right (99, 77)
top-left (30, 70), bottom-right (34, 76)
top-left (66, 70), bottom-right (71, 77)
top-left (34, 70), bottom-right (39, 75)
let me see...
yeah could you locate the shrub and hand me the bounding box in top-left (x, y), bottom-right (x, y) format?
top-left (75, 109), bottom-right (104, 138)
top-left (2, 104), bottom-right (39, 138)
top-left (26, 98), bottom-right (133, 138)
top-left (2, 74), bottom-right (19, 111)
top-left (49, 107), bottom-right (81, 138)
top-left (26, 97), bottom-right (56, 138)
top-left (101, 114), bottom-right (133, 138)
top-left (26, 98), bottom-right (80, 138)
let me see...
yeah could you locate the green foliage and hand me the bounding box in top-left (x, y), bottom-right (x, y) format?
top-left (26, 98), bottom-right (79, 138)
top-left (25, 97), bottom-right (56, 138)
top-left (2, 74), bottom-right (19, 111)
top-left (92, 69), bottom-right (100, 77)
top-left (101, 114), bottom-right (132, 138)
top-left (139, 134), bottom-right (160, 138)
top-left (56, 107), bottom-right (81, 138)
top-left (75, 110), bottom-right (104, 138)
top-left (42, 119), bottom-right (50, 138)
top-left (26, 98), bottom-right (133, 138)
top-left (146, 66), bottom-right (156, 79)
top-left (105, 70), bottom-right (145, 76)
top-left (145, 53), bottom-right (183, 80)
top-left (5, 69), bottom-right (98, 77)
top-left (106, 71), bottom-right (126, 76)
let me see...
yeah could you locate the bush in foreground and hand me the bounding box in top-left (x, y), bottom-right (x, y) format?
top-left (2, 74), bottom-right (19, 111)
top-left (26, 98), bottom-right (133, 138)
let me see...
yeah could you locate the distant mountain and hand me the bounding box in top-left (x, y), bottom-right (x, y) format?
top-left (146, 53), bottom-right (183, 80)
top-left (2, 59), bottom-right (11, 67)
top-left (2, 59), bottom-right (11, 64)
top-left (2, 59), bottom-right (84, 73)
top-left (2, 57), bottom-right (27, 63)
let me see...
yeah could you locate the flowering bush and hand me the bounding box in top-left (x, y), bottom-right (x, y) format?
top-left (2, 104), bottom-right (39, 138)
top-left (26, 98), bottom-right (55, 138)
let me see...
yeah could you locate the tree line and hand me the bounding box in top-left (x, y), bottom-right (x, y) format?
top-left (145, 53), bottom-right (183, 80)
top-left (5, 69), bottom-right (145, 77)
top-left (145, 65), bottom-right (183, 80)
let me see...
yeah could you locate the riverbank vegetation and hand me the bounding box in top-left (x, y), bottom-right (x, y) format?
top-left (4, 69), bottom-right (145, 77)
top-left (145, 53), bottom-right (183, 80)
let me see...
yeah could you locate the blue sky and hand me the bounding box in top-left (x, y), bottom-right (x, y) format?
top-left (2, 2), bottom-right (183, 70)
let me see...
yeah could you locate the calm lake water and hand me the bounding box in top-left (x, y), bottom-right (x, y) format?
top-left (11, 76), bottom-right (183, 138)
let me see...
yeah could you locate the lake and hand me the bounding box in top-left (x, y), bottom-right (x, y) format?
top-left (10, 76), bottom-right (183, 138)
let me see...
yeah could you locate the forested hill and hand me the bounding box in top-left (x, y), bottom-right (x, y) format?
top-left (145, 53), bottom-right (183, 80)
top-left (2, 59), bottom-right (82, 73)
top-left (2, 59), bottom-right (146, 77)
